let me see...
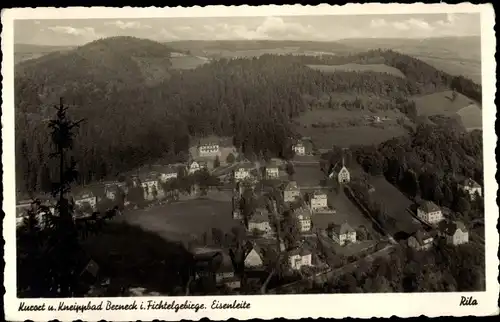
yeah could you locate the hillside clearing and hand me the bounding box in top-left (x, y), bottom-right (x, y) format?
top-left (119, 199), bottom-right (238, 242)
top-left (457, 104), bottom-right (482, 131)
top-left (412, 90), bottom-right (482, 130)
top-left (307, 63), bottom-right (406, 78)
top-left (170, 55), bottom-right (209, 70)
top-left (296, 125), bottom-right (409, 149)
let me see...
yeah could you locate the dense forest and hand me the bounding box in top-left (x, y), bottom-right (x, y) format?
top-left (311, 239), bottom-right (484, 293)
top-left (15, 37), bottom-right (482, 197)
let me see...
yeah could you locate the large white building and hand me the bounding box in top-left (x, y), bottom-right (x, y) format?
top-left (197, 136), bottom-right (220, 157)
top-left (417, 201), bottom-right (443, 225)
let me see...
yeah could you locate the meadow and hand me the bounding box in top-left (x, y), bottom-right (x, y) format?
top-left (170, 55), bottom-right (210, 70)
top-left (412, 90), bottom-right (482, 130)
top-left (118, 199), bottom-right (239, 242)
top-left (307, 63), bottom-right (406, 78)
top-left (297, 125), bottom-right (409, 149)
top-left (292, 164), bottom-right (325, 187)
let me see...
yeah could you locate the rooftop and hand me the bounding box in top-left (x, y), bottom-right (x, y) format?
top-left (462, 178), bottom-right (481, 188)
top-left (439, 220), bottom-right (468, 235)
top-left (329, 222), bottom-right (355, 235)
top-left (419, 200), bottom-right (441, 213)
top-left (412, 229), bottom-right (434, 245)
top-left (288, 245), bottom-right (312, 257)
top-left (284, 181), bottom-right (299, 191)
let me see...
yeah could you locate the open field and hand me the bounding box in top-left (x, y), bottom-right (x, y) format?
top-left (297, 125), bottom-right (409, 149)
top-left (457, 104), bottom-right (483, 131)
top-left (170, 55), bottom-right (210, 70)
top-left (295, 107), bottom-right (407, 127)
top-left (293, 164), bottom-right (324, 187)
top-left (118, 199), bottom-right (240, 242)
top-left (412, 90), bottom-right (482, 130)
top-left (307, 63), bottom-right (406, 78)
top-left (368, 176), bottom-right (421, 238)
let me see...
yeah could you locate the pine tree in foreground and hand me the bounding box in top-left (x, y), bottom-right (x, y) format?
top-left (17, 98), bottom-right (118, 297)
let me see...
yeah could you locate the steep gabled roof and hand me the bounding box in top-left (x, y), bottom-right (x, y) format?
top-left (249, 208), bottom-right (270, 223)
top-left (461, 178), bottom-right (481, 188)
top-left (419, 200), bottom-right (441, 213)
top-left (312, 190), bottom-right (327, 197)
top-left (439, 220), bottom-right (468, 235)
top-left (330, 222), bottom-right (355, 235)
top-left (412, 229), bottom-right (434, 245)
top-left (284, 181), bottom-right (299, 191)
top-left (294, 206), bottom-right (312, 220)
top-left (197, 135), bottom-right (221, 146)
top-left (151, 164), bottom-right (178, 174)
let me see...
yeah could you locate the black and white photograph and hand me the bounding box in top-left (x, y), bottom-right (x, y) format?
top-left (2, 4), bottom-right (498, 321)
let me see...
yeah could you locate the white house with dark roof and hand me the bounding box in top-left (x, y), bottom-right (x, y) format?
top-left (283, 181), bottom-right (301, 203)
top-left (196, 135), bottom-right (220, 157)
top-left (265, 162), bottom-right (280, 178)
top-left (247, 208), bottom-right (273, 236)
top-left (408, 229), bottom-right (434, 251)
top-left (292, 140), bottom-right (306, 156)
top-left (328, 222), bottom-right (356, 246)
top-left (151, 165), bottom-right (179, 182)
top-left (139, 173), bottom-right (164, 201)
top-left (309, 190), bottom-right (328, 212)
top-left (438, 221), bottom-right (469, 245)
top-left (73, 188), bottom-right (98, 211)
top-left (188, 160), bottom-right (207, 174)
top-left (292, 138), bottom-right (313, 156)
top-left (234, 163), bottom-right (253, 182)
top-left (459, 178), bottom-right (482, 200)
top-left (288, 246), bottom-right (313, 270)
top-left (294, 207), bottom-right (312, 232)
top-left (417, 200), bottom-right (443, 225)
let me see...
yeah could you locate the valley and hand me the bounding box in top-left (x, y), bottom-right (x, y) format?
top-left (14, 35), bottom-right (485, 298)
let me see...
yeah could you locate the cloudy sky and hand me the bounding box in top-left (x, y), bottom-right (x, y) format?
top-left (14, 13), bottom-right (480, 46)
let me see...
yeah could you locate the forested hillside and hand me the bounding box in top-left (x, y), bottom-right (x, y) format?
top-left (15, 37), bottom-right (482, 196)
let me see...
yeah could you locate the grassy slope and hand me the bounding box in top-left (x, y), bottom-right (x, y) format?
top-left (412, 90), bottom-right (482, 130)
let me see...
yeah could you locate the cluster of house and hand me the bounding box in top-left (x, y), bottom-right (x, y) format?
top-left (408, 188), bottom-right (480, 251)
top-left (192, 239), bottom-right (316, 290)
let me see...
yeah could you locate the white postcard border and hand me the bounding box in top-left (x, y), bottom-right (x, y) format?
top-left (2, 4), bottom-right (498, 321)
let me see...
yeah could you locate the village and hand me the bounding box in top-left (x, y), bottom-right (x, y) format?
top-left (15, 135), bottom-right (483, 295)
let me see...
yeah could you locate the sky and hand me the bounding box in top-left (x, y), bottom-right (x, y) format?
top-left (14, 13), bottom-right (480, 46)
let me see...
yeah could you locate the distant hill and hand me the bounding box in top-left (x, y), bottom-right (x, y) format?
top-left (336, 36), bottom-right (482, 83)
top-left (15, 44), bottom-right (74, 64)
top-left (165, 40), bottom-right (353, 58)
top-left (15, 36), bottom-right (174, 107)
